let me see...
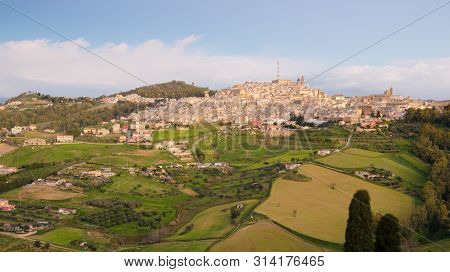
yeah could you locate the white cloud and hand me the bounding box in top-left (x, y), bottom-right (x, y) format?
top-left (316, 58), bottom-right (450, 99)
top-left (0, 37), bottom-right (449, 100)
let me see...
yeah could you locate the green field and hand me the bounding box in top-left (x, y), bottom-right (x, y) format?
top-left (256, 164), bottom-right (415, 244)
top-left (24, 131), bottom-right (57, 141)
top-left (211, 222), bottom-right (325, 252)
top-left (196, 134), bottom-right (313, 167)
top-left (416, 239), bottom-right (450, 252)
top-left (107, 172), bottom-right (170, 195)
top-left (0, 143), bottom-right (138, 167)
top-left (170, 199), bottom-right (259, 241)
top-left (0, 235), bottom-right (39, 252)
top-left (122, 241), bottom-right (214, 252)
top-left (35, 227), bottom-right (110, 249)
top-left (152, 124), bottom-right (217, 142)
top-left (316, 148), bottom-right (429, 189)
top-left (88, 150), bottom-right (177, 167)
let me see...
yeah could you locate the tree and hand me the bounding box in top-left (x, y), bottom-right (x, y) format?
top-left (34, 240), bottom-right (42, 248)
top-left (375, 214), bottom-right (401, 252)
top-left (344, 190), bottom-right (374, 251)
top-left (195, 148), bottom-right (205, 161)
top-left (422, 182), bottom-right (448, 234)
top-left (430, 155), bottom-right (449, 200)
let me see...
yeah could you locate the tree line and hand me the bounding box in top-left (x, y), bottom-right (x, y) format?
top-left (404, 106), bottom-right (450, 127)
top-left (120, 81), bottom-right (210, 99)
top-left (395, 107), bottom-right (449, 241)
top-left (0, 162), bottom-right (70, 194)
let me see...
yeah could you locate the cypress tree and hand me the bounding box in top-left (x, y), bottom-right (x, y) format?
top-left (375, 214), bottom-right (401, 252)
top-left (344, 190), bottom-right (374, 251)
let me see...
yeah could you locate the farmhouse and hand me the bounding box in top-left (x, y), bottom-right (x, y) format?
top-left (118, 135), bottom-right (127, 143)
top-left (11, 126), bottom-right (23, 135)
top-left (0, 199), bottom-right (16, 212)
top-left (57, 135), bottom-right (74, 143)
top-left (317, 149), bottom-right (332, 156)
top-left (82, 169), bottom-right (116, 178)
top-left (154, 140), bottom-right (175, 149)
top-left (28, 124), bottom-right (37, 131)
top-left (112, 123), bottom-right (121, 133)
top-left (24, 138), bottom-right (47, 146)
top-left (284, 163), bottom-right (300, 170)
top-left (83, 127), bottom-right (97, 135)
top-left (97, 128), bottom-right (110, 135)
top-left (58, 208), bottom-right (77, 215)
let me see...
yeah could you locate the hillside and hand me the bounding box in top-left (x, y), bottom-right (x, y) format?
top-left (5, 91), bottom-right (52, 106)
top-left (120, 81), bottom-right (211, 99)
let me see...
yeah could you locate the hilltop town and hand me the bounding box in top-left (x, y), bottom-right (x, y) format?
top-left (0, 77), bottom-right (446, 147)
top-left (0, 77), bottom-right (448, 253)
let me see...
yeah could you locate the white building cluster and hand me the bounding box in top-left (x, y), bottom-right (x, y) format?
top-left (138, 77), bottom-right (431, 126)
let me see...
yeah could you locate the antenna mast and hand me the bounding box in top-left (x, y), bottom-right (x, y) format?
top-left (276, 61), bottom-right (280, 80)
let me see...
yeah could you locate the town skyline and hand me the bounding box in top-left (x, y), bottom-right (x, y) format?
top-left (1, 1), bottom-right (450, 99)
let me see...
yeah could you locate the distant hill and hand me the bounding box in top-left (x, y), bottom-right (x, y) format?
top-left (5, 91), bottom-right (52, 105)
top-left (0, 97), bottom-right (6, 104)
top-left (119, 81), bottom-right (211, 99)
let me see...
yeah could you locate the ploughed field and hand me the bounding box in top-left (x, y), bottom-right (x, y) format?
top-left (0, 143), bottom-right (16, 156)
top-left (256, 164), bottom-right (415, 244)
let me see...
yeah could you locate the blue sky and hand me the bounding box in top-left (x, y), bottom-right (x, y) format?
top-left (0, 0), bottom-right (449, 99)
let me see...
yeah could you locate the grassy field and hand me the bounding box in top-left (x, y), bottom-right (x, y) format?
top-left (24, 131), bottom-right (57, 141)
top-left (416, 239), bottom-right (450, 252)
top-left (88, 150), bottom-right (177, 167)
top-left (211, 222), bottom-right (325, 252)
top-left (196, 134), bottom-right (313, 167)
top-left (35, 227), bottom-right (110, 249)
top-left (0, 234), bottom-right (38, 252)
top-left (256, 164), bottom-right (415, 244)
top-left (122, 241), bottom-right (214, 252)
top-left (0, 143), bottom-right (138, 167)
top-left (1, 184), bottom-right (79, 200)
top-left (170, 199), bottom-right (259, 241)
top-left (316, 148), bottom-right (429, 189)
top-left (107, 172), bottom-right (169, 195)
top-left (152, 124), bottom-right (216, 142)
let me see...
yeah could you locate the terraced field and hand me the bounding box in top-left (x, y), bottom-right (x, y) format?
top-left (256, 164), bottom-right (415, 244)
